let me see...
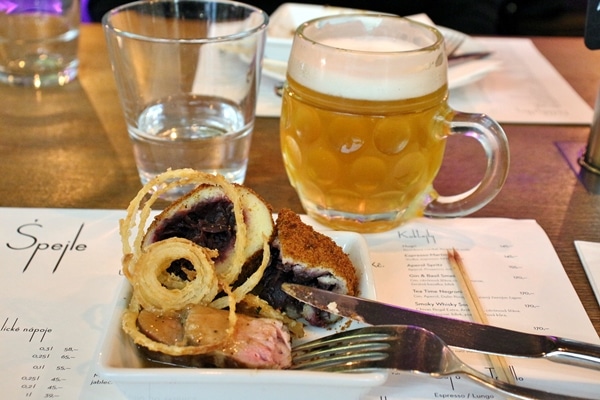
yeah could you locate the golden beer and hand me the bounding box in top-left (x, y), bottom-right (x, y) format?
top-left (281, 77), bottom-right (451, 232)
top-left (280, 15), bottom-right (509, 232)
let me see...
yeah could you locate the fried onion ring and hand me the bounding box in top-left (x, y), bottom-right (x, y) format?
top-left (120, 169), bottom-right (249, 287)
top-left (131, 237), bottom-right (219, 312)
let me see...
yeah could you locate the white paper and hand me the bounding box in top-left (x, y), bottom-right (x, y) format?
top-left (353, 218), bottom-right (600, 399)
top-left (1, 209), bottom-right (599, 399)
top-left (0, 208), bottom-right (126, 399)
top-left (575, 240), bottom-right (600, 307)
top-left (449, 38), bottom-right (593, 125)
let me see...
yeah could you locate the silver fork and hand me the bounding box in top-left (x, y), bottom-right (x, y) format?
top-left (292, 325), bottom-right (593, 400)
top-left (444, 30), bottom-right (466, 57)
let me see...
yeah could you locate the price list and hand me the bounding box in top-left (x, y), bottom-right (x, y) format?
top-left (2, 317), bottom-right (79, 398)
top-left (365, 217), bottom-right (600, 399)
top-left (0, 209), bottom-right (125, 399)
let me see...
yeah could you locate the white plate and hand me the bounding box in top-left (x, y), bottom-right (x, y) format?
top-left (264, 3), bottom-right (372, 63)
top-left (262, 3), bottom-right (497, 89)
top-left (97, 231), bottom-right (386, 400)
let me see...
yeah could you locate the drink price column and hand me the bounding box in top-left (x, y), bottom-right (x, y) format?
top-left (2, 317), bottom-right (79, 399)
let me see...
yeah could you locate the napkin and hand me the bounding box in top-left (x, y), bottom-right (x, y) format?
top-left (575, 240), bottom-right (600, 307)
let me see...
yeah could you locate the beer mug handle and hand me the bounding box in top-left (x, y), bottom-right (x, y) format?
top-left (424, 111), bottom-right (510, 217)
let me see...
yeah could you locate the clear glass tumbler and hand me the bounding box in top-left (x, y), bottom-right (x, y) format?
top-left (0, 0), bottom-right (80, 87)
top-left (103, 0), bottom-right (268, 199)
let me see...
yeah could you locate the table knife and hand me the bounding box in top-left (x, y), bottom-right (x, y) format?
top-left (282, 283), bottom-right (600, 371)
top-left (447, 51), bottom-right (492, 66)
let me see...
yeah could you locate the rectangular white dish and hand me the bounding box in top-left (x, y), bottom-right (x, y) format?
top-left (97, 231), bottom-right (388, 400)
top-left (265, 3), bottom-right (369, 63)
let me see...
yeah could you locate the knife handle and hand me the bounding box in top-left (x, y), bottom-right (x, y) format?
top-left (548, 337), bottom-right (600, 370)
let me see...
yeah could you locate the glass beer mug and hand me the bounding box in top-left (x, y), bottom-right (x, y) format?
top-left (280, 15), bottom-right (509, 233)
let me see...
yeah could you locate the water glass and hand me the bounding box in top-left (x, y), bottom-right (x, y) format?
top-left (103, 0), bottom-right (268, 199)
top-left (0, 0), bottom-right (80, 87)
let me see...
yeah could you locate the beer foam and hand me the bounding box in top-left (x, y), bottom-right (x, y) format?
top-left (288, 36), bottom-right (446, 101)
top-left (320, 36), bottom-right (421, 52)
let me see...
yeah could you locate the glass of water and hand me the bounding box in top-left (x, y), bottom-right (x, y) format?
top-left (103, 0), bottom-right (268, 199)
top-left (0, 0), bottom-right (80, 87)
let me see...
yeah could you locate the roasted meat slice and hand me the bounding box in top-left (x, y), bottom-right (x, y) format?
top-left (135, 305), bottom-right (292, 369)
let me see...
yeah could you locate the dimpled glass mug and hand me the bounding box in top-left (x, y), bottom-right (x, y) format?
top-left (280, 15), bottom-right (509, 233)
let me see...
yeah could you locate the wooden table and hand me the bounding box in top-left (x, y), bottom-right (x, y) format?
top-left (1, 24), bottom-right (600, 335)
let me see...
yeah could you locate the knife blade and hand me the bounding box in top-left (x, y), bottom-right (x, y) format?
top-left (447, 51), bottom-right (492, 66)
top-left (282, 283), bottom-right (600, 371)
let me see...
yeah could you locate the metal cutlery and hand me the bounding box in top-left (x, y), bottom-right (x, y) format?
top-left (448, 51), bottom-right (492, 65)
top-left (444, 32), bottom-right (466, 57)
top-left (282, 283), bottom-right (600, 371)
top-left (292, 325), bottom-right (593, 400)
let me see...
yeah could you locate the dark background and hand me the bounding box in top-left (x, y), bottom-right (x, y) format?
top-left (87, 0), bottom-right (588, 36)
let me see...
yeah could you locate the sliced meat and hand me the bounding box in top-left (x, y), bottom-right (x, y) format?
top-left (136, 305), bottom-right (291, 369)
top-left (137, 309), bottom-right (184, 345)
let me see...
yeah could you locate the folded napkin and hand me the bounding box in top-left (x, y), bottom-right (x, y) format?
top-left (575, 240), bottom-right (600, 307)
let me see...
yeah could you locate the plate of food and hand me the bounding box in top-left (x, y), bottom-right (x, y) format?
top-left (97, 169), bottom-right (385, 400)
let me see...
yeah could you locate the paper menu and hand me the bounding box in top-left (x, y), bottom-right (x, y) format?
top-left (366, 219), bottom-right (598, 341)
top-left (575, 240), bottom-right (600, 308)
top-left (448, 38), bottom-right (593, 125)
top-left (0, 208), bottom-right (125, 399)
top-left (1, 208), bottom-right (599, 400)
top-left (307, 217), bottom-right (600, 399)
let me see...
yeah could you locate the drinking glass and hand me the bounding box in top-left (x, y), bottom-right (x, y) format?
top-left (280, 15), bottom-right (509, 232)
top-left (0, 0), bottom-right (80, 87)
top-left (103, 0), bottom-right (268, 199)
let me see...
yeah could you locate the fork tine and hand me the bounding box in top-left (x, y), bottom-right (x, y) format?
top-left (293, 331), bottom-right (390, 353)
top-left (292, 348), bottom-right (388, 371)
top-left (293, 341), bottom-right (389, 361)
top-left (292, 330), bottom-right (393, 371)
top-left (291, 326), bottom-right (593, 400)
